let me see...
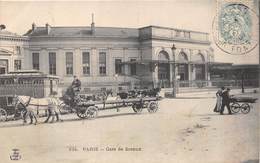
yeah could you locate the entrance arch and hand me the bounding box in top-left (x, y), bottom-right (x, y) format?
top-left (158, 51), bottom-right (170, 88)
top-left (178, 52), bottom-right (189, 81)
top-left (193, 53), bottom-right (205, 80)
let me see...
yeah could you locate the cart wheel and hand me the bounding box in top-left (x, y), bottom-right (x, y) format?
top-left (132, 103), bottom-right (142, 113)
top-left (76, 106), bottom-right (88, 119)
top-left (241, 103), bottom-right (250, 114)
top-left (147, 101), bottom-right (158, 113)
top-left (230, 102), bottom-right (240, 113)
top-left (86, 106), bottom-right (98, 119)
top-left (0, 108), bottom-right (7, 122)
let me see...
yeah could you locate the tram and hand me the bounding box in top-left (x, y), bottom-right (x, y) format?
top-left (0, 70), bottom-right (59, 121)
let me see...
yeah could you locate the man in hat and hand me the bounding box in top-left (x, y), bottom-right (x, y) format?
top-left (220, 88), bottom-right (232, 115)
top-left (71, 75), bottom-right (81, 93)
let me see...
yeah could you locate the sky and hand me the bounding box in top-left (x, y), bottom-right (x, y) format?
top-left (0, 0), bottom-right (259, 64)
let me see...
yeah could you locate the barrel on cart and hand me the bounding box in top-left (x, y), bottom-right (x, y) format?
top-left (61, 87), bottom-right (161, 120)
top-left (230, 96), bottom-right (258, 114)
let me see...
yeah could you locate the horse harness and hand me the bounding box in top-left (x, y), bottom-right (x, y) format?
top-left (19, 96), bottom-right (32, 109)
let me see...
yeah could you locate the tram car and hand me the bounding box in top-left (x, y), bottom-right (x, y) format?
top-left (0, 70), bottom-right (59, 121)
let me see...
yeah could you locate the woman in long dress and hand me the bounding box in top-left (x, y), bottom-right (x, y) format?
top-left (213, 86), bottom-right (225, 112)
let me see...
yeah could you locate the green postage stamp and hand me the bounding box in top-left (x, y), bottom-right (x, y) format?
top-left (213, 0), bottom-right (259, 55)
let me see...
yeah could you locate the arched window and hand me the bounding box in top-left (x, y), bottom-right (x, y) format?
top-left (193, 53), bottom-right (205, 63)
top-left (158, 51), bottom-right (169, 61)
top-left (178, 52), bottom-right (188, 63)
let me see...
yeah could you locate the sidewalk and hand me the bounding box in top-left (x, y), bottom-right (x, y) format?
top-left (176, 88), bottom-right (259, 98)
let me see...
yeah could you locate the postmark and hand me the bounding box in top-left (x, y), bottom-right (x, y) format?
top-left (213, 0), bottom-right (259, 55)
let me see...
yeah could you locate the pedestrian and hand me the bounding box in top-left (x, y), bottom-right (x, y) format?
top-left (220, 88), bottom-right (232, 115)
top-left (213, 86), bottom-right (225, 112)
top-left (71, 75), bottom-right (81, 93)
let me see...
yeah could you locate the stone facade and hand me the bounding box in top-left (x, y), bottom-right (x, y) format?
top-left (0, 23), bottom-right (214, 93)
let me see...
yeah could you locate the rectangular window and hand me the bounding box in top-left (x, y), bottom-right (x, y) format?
top-left (130, 59), bottom-right (136, 75)
top-left (66, 52), bottom-right (73, 75)
top-left (184, 31), bottom-right (190, 38)
top-left (49, 52), bottom-right (56, 75)
top-left (7, 97), bottom-right (13, 106)
top-left (82, 52), bottom-right (90, 75)
top-left (99, 52), bottom-right (106, 75)
top-left (14, 60), bottom-right (21, 70)
top-left (115, 59), bottom-right (122, 74)
top-left (175, 30), bottom-right (181, 37)
top-left (32, 53), bottom-right (39, 70)
top-left (16, 46), bottom-right (21, 55)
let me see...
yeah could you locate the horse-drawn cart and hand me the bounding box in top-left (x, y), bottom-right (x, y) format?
top-left (230, 96), bottom-right (258, 114)
top-left (61, 88), bottom-right (160, 120)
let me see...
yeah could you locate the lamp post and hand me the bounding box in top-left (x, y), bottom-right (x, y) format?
top-left (171, 44), bottom-right (177, 98)
top-left (114, 74), bottom-right (118, 93)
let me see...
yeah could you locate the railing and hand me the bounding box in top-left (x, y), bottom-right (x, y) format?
top-left (142, 79), bottom-right (259, 89)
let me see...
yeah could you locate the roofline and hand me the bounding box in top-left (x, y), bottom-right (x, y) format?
top-left (139, 25), bottom-right (209, 35)
top-left (25, 25), bottom-right (209, 34)
top-left (30, 25), bottom-right (138, 30)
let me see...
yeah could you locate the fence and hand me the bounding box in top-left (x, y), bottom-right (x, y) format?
top-left (149, 79), bottom-right (259, 89)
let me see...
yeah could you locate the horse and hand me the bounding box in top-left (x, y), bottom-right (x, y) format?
top-left (14, 95), bottom-right (62, 125)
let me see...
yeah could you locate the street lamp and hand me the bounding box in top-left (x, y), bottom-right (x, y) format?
top-left (171, 44), bottom-right (177, 98)
top-left (114, 74), bottom-right (118, 93)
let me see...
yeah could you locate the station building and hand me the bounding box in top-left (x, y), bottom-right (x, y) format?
top-left (0, 21), bottom-right (214, 93)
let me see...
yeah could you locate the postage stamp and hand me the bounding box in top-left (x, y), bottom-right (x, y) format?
top-left (213, 0), bottom-right (259, 55)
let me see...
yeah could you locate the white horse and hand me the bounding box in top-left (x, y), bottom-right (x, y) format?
top-left (14, 95), bottom-right (62, 125)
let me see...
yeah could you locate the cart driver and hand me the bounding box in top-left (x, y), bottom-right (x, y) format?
top-left (71, 75), bottom-right (81, 93)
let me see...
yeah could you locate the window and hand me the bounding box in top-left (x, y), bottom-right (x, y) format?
top-left (175, 30), bottom-right (181, 37)
top-left (14, 60), bottom-right (21, 70)
top-left (184, 31), bottom-right (190, 38)
top-left (130, 59), bottom-right (136, 75)
top-left (7, 97), bottom-right (13, 106)
top-left (49, 52), bottom-right (56, 75)
top-left (82, 52), bottom-right (90, 75)
top-left (32, 53), bottom-right (39, 70)
top-left (99, 52), bottom-right (106, 75)
top-left (16, 46), bottom-right (21, 55)
top-left (115, 59), bottom-right (122, 74)
top-left (66, 52), bottom-right (73, 75)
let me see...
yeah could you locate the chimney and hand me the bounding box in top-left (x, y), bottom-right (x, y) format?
top-left (32, 22), bottom-right (37, 31)
top-left (0, 24), bottom-right (6, 30)
top-left (91, 13), bottom-right (95, 35)
top-left (45, 23), bottom-right (51, 35)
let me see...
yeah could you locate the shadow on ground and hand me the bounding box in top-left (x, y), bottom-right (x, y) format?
top-left (0, 112), bottom-right (142, 128)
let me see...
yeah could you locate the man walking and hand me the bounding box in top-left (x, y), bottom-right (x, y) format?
top-left (220, 88), bottom-right (232, 115)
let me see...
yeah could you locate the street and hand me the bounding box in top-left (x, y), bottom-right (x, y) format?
top-left (0, 91), bottom-right (259, 163)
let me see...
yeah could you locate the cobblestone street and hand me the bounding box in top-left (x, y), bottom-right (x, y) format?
top-left (0, 91), bottom-right (259, 163)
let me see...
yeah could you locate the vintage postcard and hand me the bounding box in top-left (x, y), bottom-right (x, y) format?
top-left (0, 0), bottom-right (259, 163)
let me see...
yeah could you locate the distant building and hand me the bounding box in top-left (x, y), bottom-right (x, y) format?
top-left (210, 64), bottom-right (259, 88)
top-left (0, 21), bottom-right (219, 93)
top-left (0, 29), bottom-right (28, 74)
